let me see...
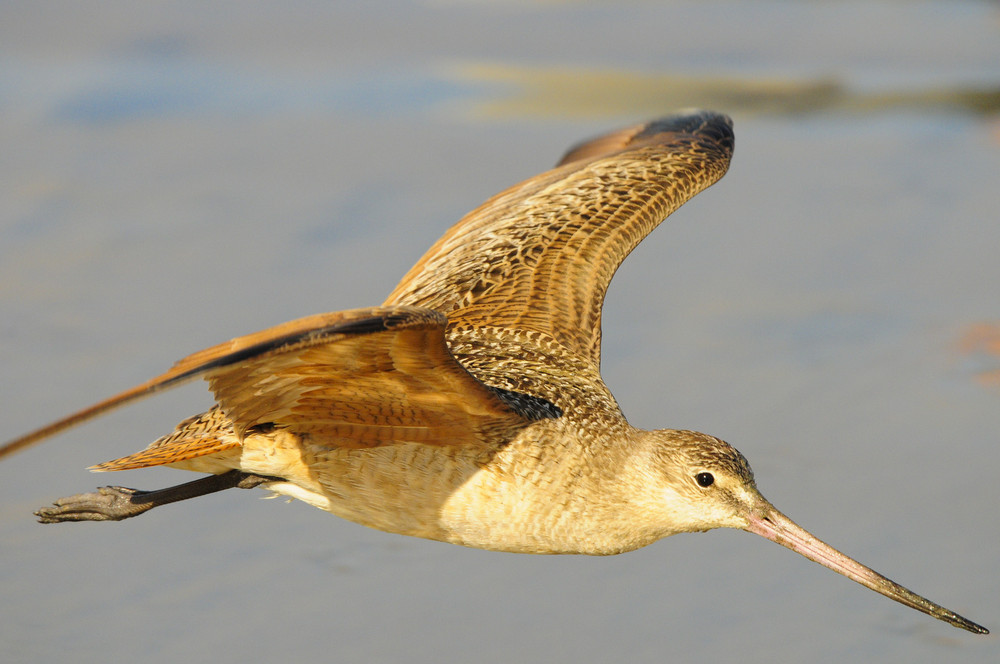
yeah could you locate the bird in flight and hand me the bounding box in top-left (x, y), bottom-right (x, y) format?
top-left (0, 110), bottom-right (986, 634)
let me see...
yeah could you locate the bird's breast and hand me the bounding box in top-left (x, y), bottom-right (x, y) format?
top-left (241, 420), bottom-right (657, 555)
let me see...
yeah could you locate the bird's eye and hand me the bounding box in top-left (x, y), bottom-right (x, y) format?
top-left (695, 472), bottom-right (715, 488)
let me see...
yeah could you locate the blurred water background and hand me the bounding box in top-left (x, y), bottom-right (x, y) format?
top-left (1, 2), bottom-right (998, 662)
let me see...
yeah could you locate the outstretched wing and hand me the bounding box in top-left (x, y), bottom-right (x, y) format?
top-left (0, 307), bottom-right (531, 462)
top-left (385, 110), bottom-right (734, 368)
top-left (197, 307), bottom-right (528, 447)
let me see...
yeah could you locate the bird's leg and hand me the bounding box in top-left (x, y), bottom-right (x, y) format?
top-left (35, 470), bottom-right (282, 523)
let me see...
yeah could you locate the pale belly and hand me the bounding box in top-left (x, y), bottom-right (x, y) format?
top-left (215, 427), bottom-right (660, 556)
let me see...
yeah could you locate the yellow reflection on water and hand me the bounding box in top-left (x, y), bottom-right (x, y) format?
top-left (452, 63), bottom-right (1000, 118)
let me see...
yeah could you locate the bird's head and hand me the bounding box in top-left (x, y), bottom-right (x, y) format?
top-left (629, 429), bottom-right (764, 534)
top-left (627, 428), bottom-right (987, 634)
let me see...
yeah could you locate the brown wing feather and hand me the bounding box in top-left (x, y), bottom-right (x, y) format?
top-left (92, 407), bottom-right (239, 471)
top-left (555, 122), bottom-right (654, 166)
top-left (202, 307), bottom-right (526, 448)
top-left (0, 112), bottom-right (731, 464)
top-left (385, 110), bottom-right (734, 368)
top-left (0, 306), bottom-right (528, 462)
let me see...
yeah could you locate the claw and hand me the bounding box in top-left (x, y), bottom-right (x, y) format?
top-left (35, 485), bottom-right (153, 523)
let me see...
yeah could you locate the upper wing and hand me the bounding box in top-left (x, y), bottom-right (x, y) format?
top-left (385, 110), bottom-right (734, 368)
top-left (0, 306), bottom-right (531, 461)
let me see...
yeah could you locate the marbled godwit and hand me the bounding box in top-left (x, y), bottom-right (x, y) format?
top-left (0, 111), bottom-right (986, 634)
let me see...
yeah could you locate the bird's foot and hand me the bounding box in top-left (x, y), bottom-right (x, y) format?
top-left (36, 486), bottom-right (154, 523)
top-left (34, 470), bottom-right (284, 524)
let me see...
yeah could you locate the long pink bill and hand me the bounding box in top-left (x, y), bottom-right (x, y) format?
top-left (744, 502), bottom-right (987, 634)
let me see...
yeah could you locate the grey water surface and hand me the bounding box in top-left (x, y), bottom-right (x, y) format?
top-left (1, 2), bottom-right (998, 663)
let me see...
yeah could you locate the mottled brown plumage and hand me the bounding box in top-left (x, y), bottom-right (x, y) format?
top-left (0, 111), bottom-right (986, 634)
